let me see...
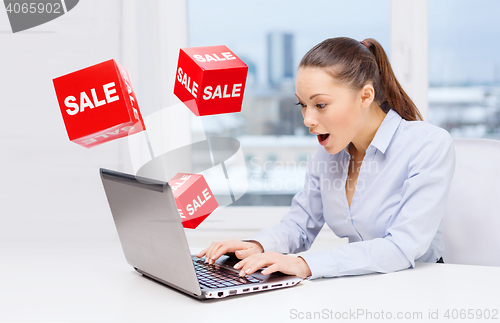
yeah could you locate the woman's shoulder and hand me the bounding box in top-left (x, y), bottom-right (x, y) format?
top-left (398, 118), bottom-right (452, 144)
top-left (384, 113), bottom-right (454, 161)
top-left (385, 114), bottom-right (456, 175)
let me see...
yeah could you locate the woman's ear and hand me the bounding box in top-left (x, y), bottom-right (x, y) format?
top-left (360, 84), bottom-right (375, 108)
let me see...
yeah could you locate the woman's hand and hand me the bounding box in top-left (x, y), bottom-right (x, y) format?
top-left (233, 252), bottom-right (312, 279)
top-left (196, 240), bottom-right (264, 264)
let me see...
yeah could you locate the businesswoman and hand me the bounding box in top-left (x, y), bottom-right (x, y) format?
top-left (197, 37), bottom-right (456, 279)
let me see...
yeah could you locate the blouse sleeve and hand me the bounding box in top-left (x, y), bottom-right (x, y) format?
top-left (300, 128), bottom-right (456, 279)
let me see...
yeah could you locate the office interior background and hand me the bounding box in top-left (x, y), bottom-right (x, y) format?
top-left (2, 1), bottom-right (500, 321)
top-left (1, 0), bottom-right (499, 242)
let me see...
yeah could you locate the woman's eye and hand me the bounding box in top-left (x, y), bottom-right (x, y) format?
top-left (316, 103), bottom-right (327, 109)
top-left (295, 102), bottom-right (306, 108)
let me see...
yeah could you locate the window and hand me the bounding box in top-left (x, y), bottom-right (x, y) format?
top-left (428, 0), bottom-right (500, 138)
top-left (187, 0), bottom-right (391, 205)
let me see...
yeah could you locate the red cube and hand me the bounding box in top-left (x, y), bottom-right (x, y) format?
top-left (173, 45), bottom-right (248, 116)
top-left (53, 59), bottom-right (145, 148)
top-left (168, 173), bottom-right (218, 229)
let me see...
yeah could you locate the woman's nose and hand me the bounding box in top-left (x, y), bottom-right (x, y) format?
top-left (303, 108), bottom-right (317, 128)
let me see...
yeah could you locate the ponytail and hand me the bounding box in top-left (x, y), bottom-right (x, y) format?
top-left (300, 37), bottom-right (423, 121)
top-left (361, 38), bottom-right (423, 121)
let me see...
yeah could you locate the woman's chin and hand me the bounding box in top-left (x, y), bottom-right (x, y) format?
top-left (323, 144), bottom-right (343, 155)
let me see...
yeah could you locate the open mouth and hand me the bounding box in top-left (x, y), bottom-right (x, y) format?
top-left (318, 133), bottom-right (330, 142)
top-left (317, 133), bottom-right (330, 146)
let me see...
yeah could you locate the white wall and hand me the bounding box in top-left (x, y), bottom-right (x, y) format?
top-left (0, 0), bottom-right (431, 244)
top-left (391, 0), bottom-right (429, 120)
top-left (0, 0), bottom-right (189, 243)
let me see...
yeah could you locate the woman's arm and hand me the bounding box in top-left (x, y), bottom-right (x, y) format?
top-left (300, 128), bottom-right (456, 279)
top-left (198, 149), bottom-right (327, 266)
top-left (237, 128), bottom-right (455, 279)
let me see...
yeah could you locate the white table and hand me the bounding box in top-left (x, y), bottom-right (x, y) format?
top-left (2, 240), bottom-right (500, 323)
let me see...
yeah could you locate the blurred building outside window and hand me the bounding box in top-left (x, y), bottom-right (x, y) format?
top-left (187, 0), bottom-right (390, 205)
top-left (186, 0), bottom-right (500, 206)
top-left (428, 0), bottom-right (500, 138)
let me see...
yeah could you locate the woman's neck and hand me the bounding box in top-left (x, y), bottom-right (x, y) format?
top-left (350, 104), bottom-right (387, 157)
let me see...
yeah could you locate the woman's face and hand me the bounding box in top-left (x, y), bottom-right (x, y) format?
top-left (295, 67), bottom-right (368, 155)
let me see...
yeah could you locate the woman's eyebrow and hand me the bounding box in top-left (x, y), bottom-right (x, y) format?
top-left (309, 93), bottom-right (331, 99)
top-left (295, 93), bottom-right (332, 101)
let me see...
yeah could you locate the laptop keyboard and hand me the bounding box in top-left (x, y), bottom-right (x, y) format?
top-left (192, 256), bottom-right (261, 289)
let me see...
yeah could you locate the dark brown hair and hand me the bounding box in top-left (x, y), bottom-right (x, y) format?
top-left (299, 37), bottom-right (423, 121)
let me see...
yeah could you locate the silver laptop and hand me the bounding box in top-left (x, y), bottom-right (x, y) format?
top-left (100, 168), bottom-right (302, 299)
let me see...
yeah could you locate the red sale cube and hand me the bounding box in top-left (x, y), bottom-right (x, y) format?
top-left (173, 45), bottom-right (248, 116)
top-left (53, 59), bottom-right (145, 148)
top-left (168, 173), bottom-right (218, 229)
